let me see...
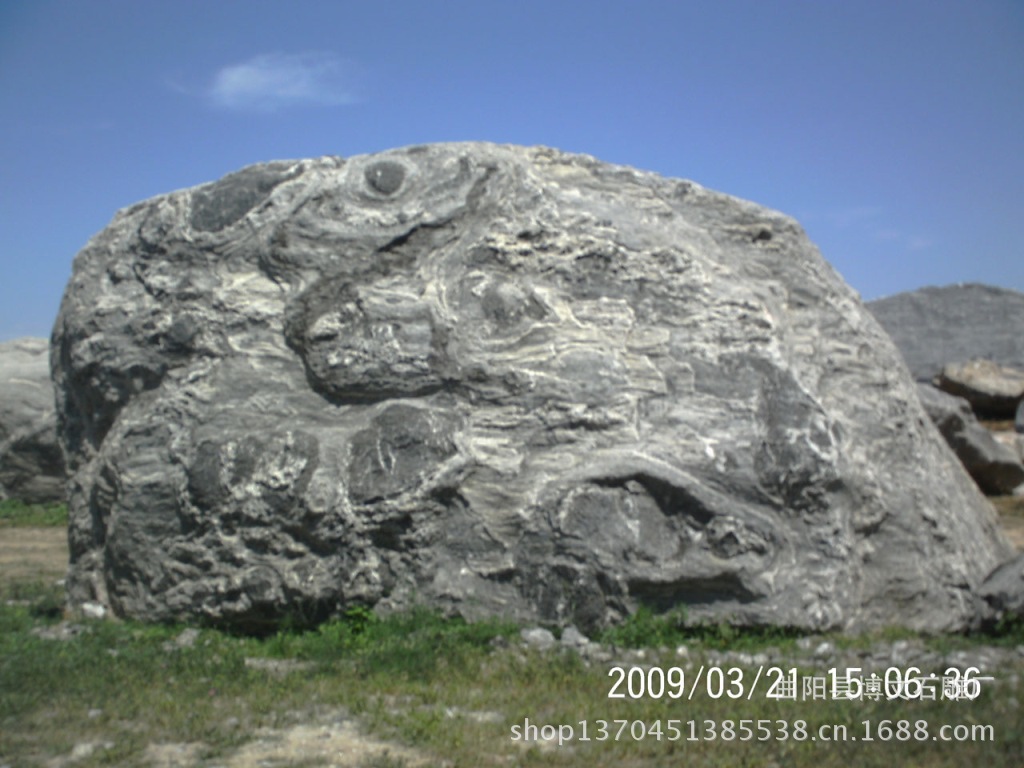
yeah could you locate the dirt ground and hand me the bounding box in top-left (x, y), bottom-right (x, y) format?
top-left (0, 526), bottom-right (69, 586)
top-left (1002, 515), bottom-right (1024, 550)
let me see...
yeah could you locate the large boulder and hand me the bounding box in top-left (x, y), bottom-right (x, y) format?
top-left (867, 284), bottom-right (1024, 383)
top-left (916, 384), bottom-right (1024, 496)
top-left (53, 143), bottom-right (1013, 634)
top-left (0, 337), bottom-right (65, 504)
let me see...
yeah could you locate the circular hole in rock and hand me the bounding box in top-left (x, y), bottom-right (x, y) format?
top-left (364, 161), bottom-right (406, 196)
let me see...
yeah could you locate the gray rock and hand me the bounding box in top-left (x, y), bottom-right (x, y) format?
top-left (53, 143), bottom-right (1014, 635)
top-left (80, 601), bottom-right (106, 620)
top-left (1016, 398), bottom-right (1023, 434)
top-left (0, 337), bottom-right (65, 503)
top-left (520, 627), bottom-right (556, 650)
top-left (978, 553), bottom-right (1024, 627)
top-left (935, 360), bottom-right (1024, 420)
top-left (916, 384), bottom-right (1024, 495)
top-left (559, 626), bottom-right (589, 648)
top-left (164, 627), bottom-right (201, 651)
top-left (867, 284), bottom-right (1024, 382)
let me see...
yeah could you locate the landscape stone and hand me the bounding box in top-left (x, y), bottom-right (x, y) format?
top-left (0, 337), bottom-right (65, 503)
top-left (52, 143), bottom-right (1014, 634)
top-left (867, 284), bottom-right (1024, 382)
top-left (915, 384), bottom-right (1024, 496)
top-left (934, 360), bottom-right (1024, 420)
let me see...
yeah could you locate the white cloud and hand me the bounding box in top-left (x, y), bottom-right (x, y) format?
top-left (824, 206), bottom-right (882, 228)
top-left (811, 206), bottom-right (931, 253)
top-left (874, 228), bottom-right (931, 251)
top-left (207, 52), bottom-right (360, 112)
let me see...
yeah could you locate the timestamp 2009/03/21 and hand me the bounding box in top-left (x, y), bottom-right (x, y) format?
top-left (606, 664), bottom-right (988, 702)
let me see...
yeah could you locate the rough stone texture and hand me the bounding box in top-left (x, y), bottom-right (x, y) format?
top-left (867, 284), bottom-right (1024, 383)
top-left (916, 384), bottom-right (1024, 496)
top-left (0, 337), bottom-right (65, 503)
top-left (935, 360), bottom-right (1024, 420)
top-left (52, 143), bottom-right (1014, 634)
top-left (978, 553), bottom-right (1024, 627)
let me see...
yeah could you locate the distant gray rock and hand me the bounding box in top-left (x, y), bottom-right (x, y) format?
top-left (0, 337), bottom-right (64, 503)
top-left (867, 284), bottom-right (1024, 382)
top-left (53, 143), bottom-right (1013, 634)
top-left (935, 360), bottom-right (1024, 420)
top-left (916, 384), bottom-right (1024, 496)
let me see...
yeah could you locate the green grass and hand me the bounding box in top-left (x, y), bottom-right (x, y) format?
top-left (597, 604), bottom-right (807, 652)
top-left (0, 579), bottom-right (1022, 767)
top-left (0, 499), bottom-right (68, 527)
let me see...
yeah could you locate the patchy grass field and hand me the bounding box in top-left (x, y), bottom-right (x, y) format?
top-left (1, 574), bottom-right (1023, 767)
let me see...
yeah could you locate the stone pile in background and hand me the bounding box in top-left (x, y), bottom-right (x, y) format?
top-left (867, 284), bottom-right (1024, 381)
top-left (0, 337), bottom-right (64, 504)
top-left (915, 384), bottom-right (1024, 496)
top-left (935, 359), bottom-right (1024, 421)
top-left (869, 284), bottom-right (1024, 490)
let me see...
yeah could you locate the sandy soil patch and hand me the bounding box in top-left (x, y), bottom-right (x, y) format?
top-left (142, 713), bottom-right (442, 767)
top-left (0, 526), bottom-right (68, 586)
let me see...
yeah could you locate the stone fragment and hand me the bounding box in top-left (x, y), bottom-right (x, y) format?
top-left (559, 626), bottom-right (589, 649)
top-left (0, 337), bottom-right (64, 503)
top-left (53, 143), bottom-right (1014, 634)
top-left (868, 284), bottom-right (1024, 382)
top-left (978, 553), bottom-right (1024, 627)
top-left (520, 627), bottom-right (556, 650)
top-left (81, 602), bottom-right (106, 620)
top-left (935, 360), bottom-right (1024, 420)
top-left (916, 384), bottom-right (1024, 495)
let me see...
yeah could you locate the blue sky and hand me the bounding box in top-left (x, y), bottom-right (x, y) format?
top-left (1, 0), bottom-right (1022, 342)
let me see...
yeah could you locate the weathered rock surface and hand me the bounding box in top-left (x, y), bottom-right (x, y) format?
top-left (978, 553), bottom-right (1024, 627)
top-left (53, 143), bottom-right (1014, 634)
top-left (935, 360), bottom-right (1024, 420)
top-left (867, 284), bottom-right (1024, 382)
top-left (0, 337), bottom-right (65, 503)
top-left (916, 384), bottom-right (1024, 496)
